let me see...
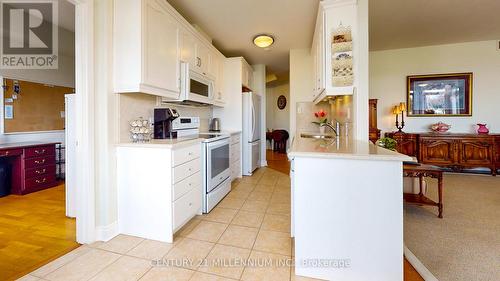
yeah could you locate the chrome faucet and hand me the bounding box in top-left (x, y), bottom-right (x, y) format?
top-left (320, 120), bottom-right (341, 136)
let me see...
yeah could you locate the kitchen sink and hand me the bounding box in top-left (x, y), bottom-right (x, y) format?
top-left (300, 133), bottom-right (337, 139)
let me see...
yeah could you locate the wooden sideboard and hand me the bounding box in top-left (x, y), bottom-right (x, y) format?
top-left (385, 132), bottom-right (499, 176)
top-left (369, 99), bottom-right (381, 143)
top-left (0, 142), bottom-right (59, 195)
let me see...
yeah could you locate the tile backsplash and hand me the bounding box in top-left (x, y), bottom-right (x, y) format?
top-left (119, 93), bottom-right (213, 142)
top-left (296, 95), bottom-right (353, 137)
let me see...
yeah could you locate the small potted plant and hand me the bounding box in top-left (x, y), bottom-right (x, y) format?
top-left (312, 109), bottom-right (328, 134)
top-left (376, 137), bottom-right (397, 151)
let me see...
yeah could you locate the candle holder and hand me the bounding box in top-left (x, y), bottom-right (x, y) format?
top-left (393, 102), bottom-right (406, 132)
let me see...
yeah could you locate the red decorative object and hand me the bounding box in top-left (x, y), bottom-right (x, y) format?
top-left (477, 124), bottom-right (489, 134)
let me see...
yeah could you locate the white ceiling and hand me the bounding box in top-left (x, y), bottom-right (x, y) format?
top-left (168, 0), bottom-right (500, 82)
top-left (369, 0), bottom-right (500, 51)
top-left (167, 0), bottom-right (320, 82)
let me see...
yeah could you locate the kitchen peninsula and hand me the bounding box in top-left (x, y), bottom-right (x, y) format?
top-left (289, 135), bottom-right (411, 281)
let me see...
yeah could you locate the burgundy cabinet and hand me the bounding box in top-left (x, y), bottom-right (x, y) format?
top-left (0, 142), bottom-right (59, 195)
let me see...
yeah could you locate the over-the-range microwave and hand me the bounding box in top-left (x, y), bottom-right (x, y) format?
top-left (178, 62), bottom-right (214, 105)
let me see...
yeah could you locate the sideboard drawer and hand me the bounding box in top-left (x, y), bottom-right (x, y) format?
top-left (173, 171), bottom-right (201, 201)
top-left (25, 156), bottom-right (56, 169)
top-left (173, 185), bottom-right (201, 231)
top-left (172, 157), bottom-right (201, 184)
top-left (25, 165), bottom-right (56, 179)
top-left (172, 144), bottom-right (201, 167)
top-left (25, 145), bottom-right (55, 158)
top-left (25, 174), bottom-right (56, 190)
top-left (0, 149), bottom-right (23, 157)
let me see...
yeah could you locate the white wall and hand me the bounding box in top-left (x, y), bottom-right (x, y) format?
top-left (370, 40), bottom-right (500, 134)
top-left (290, 49), bottom-right (313, 141)
top-left (266, 83), bottom-right (290, 133)
top-left (118, 93), bottom-right (213, 142)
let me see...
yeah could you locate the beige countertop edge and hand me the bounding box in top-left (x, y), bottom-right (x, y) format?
top-left (116, 138), bottom-right (203, 149)
top-left (288, 151), bottom-right (412, 162)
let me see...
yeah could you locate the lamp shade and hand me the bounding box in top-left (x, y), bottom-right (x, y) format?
top-left (399, 102), bottom-right (406, 112)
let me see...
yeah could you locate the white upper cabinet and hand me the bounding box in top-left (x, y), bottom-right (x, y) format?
top-left (180, 30), bottom-right (197, 70)
top-left (143, 0), bottom-right (180, 96)
top-left (114, 0), bottom-right (227, 106)
top-left (241, 59), bottom-right (253, 89)
top-left (212, 53), bottom-right (225, 106)
top-left (195, 43), bottom-right (210, 76)
top-left (312, 0), bottom-right (358, 103)
top-left (114, 0), bottom-right (181, 99)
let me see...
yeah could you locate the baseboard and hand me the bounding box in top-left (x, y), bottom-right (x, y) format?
top-left (260, 160), bottom-right (268, 166)
top-left (404, 245), bottom-right (438, 281)
top-left (95, 221), bottom-right (119, 242)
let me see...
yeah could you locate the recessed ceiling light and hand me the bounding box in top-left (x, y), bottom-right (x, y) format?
top-left (253, 34), bottom-right (274, 48)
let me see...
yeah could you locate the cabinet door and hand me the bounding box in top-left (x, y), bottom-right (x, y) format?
top-left (208, 50), bottom-right (218, 79)
top-left (143, 0), bottom-right (180, 97)
top-left (214, 54), bottom-right (225, 102)
top-left (419, 139), bottom-right (457, 165)
top-left (241, 64), bottom-right (249, 88)
top-left (196, 43), bottom-right (210, 76)
top-left (180, 30), bottom-right (197, 69)
top-left (459, 139), bottom-right (494, 165)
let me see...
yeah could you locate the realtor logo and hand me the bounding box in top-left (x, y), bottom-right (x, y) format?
top-left (1, 0), bottom-right (58, 69)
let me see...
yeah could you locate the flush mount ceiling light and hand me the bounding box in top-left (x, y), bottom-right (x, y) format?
top-left (253, 34), bottom-right (274, 48)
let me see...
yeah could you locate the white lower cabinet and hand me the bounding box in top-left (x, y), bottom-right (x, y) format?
top-left (117, 141), bottom-right (202, 243)
top-left (230, 133), bottom-right (242, 181)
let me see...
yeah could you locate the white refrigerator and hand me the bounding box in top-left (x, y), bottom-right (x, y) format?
top-left (242, 92), bottom-right (261, 175)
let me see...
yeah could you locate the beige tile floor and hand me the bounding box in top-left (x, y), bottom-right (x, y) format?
top-left (18, 167), bottom-right (322, 281)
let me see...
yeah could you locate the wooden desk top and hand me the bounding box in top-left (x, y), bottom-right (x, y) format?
top-left (0, 142), bottom-right (60, 150)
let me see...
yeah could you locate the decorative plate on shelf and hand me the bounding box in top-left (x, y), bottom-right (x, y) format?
top-left (277, 95), bottom-right (287, 110)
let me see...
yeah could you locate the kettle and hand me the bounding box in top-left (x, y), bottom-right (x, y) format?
top-left (210, 118), bottom-right (221, 132)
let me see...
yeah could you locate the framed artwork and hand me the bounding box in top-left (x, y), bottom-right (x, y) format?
top-left (407, 73), bottom-right (472, 116)
top-left (277, 95), bottom-right (287, 110)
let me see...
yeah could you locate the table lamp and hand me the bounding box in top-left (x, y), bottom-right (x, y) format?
top-left (393, 102), bottom-right (406, 132)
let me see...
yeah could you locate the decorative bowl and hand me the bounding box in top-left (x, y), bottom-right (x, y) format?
top-left (430, 122), bottom-right (451, 133)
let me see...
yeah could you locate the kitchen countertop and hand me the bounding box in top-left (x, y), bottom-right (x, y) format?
top-left (204, 130), bottom-right (242, 136)
top-left (116, 138), bottom-right (203, 149)
top-left (288, 134), bottom-right (411, 162)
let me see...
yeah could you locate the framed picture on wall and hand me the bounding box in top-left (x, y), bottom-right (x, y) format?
top-left (407, 73), bottom-right (472, 116)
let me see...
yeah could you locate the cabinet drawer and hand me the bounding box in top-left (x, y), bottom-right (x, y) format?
top-left (25, 156), bottom-right (55, 169)
top-left (0, 149), bottom-right (22, 157)
top-left (172, 157), bottom-right (201, 184)
top-left (172, 144), bottom-right (201, 167)
top-left (231, 160), bottom-right (240, 179)
top-left (25, 174), bottom-right (56, 189)
top-left (25, 145), bottom-right (55, 158)
top-left (173, 185), bottom-right (201, 230)
top-left (25, 165), bottom-right (56, 179)
top-left (231, 134), bottom-right (241, 145)
top-left (230, 143), bottom-right (240, 162)
top-left (173, 171), bottom-right (201, 201)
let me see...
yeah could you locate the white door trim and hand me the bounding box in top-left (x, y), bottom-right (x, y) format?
top-left (70, 0), bottom-right (96, 244)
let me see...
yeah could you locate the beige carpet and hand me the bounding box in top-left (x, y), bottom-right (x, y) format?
top-left (404, 173), bottom-right (500, 281)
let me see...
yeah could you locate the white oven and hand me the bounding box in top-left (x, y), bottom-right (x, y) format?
top-left (202, 136), bottom-right (231, 213)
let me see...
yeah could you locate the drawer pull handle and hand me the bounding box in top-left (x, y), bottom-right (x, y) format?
top-left (36, 169), bottom-right (46, 174)
top-left (189, 202), bottom-right (192, 206)
top-left (34, 159), bottom-right (46, 164)
top-left (36, 178), bottom-right (47, 184)
top-left (35, 149), bottom-right (46, 154)
top-left (188, 168), bottom-right (192, 172)
top-left (5, 151), bottom-right (9, 155)
top-left (188, 152), bottom-right (192, 155)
